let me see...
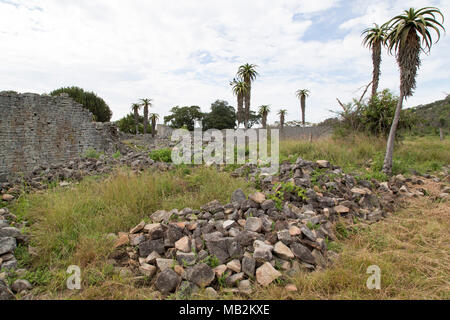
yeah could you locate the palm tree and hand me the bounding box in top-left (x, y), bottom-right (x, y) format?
top-left (296, 89), bottom-right (310, 126)
top-left (382, 7), bottom-right (445, 175)
top-left (231, 79), bottom-right (248, 128)
top-left (258, 105), bottom-right (271, 129)
top-left (131, 103), bottom-right (141, 135)
top-left (237, 64), bottom-right (259, 128)
top-left (149, 113), bottom-right (159, 138)
top-left (362, 23), bottom-right (387, 99)
top-left (278, 109), bottom-right (287, 129)
top-left (140, 98), bottom-right (152, 134)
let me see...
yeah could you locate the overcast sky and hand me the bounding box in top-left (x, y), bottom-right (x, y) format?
top-left (1, 0), bottom-right (449, 124)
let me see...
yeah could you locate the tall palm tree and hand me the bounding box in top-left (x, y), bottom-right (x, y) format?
top-left (140, 98), bottom-right (152, 134)
top-left (258, 105), bottom-right (271, 129)
top-left (131, 103), bottom-right (141, 135)
top-left (296, 89), bottom-right (310, 126)
top-left (382, 7), bottom-right (445, 175)
top-left (149, 113), bottom-right (159, 138)
top-left (231, 79), bottom-right (248, 128)
top-left (237, 64), bottom-right (259, 128)
top-left (362, 23), bottom-right (387, 99)
top-left (278, 109), bottom-right (287, 129)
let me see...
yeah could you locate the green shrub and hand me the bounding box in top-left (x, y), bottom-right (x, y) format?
top-left (149, 148), bottom-right (172, 163)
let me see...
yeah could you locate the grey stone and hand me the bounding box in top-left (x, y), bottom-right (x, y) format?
top-left (176, 252), bottom-right (196, 266)
top-left (156, 258), bottom-right (176, 271)
top-left (226, 272), bottom-right (244, 287)
top-left (178, 281), bottom-right (199, 298)
top-left (139, 238), bottom-right (165, 257)
top-left (205, 234), bottom-right (230, 264)
top-left (155, 269), bottom-right (181, 294)
top-left (0, 227), bottom-right (21, 238)
top-left (11, 279), bottom-right (32, 293)
top-left (290, 243), bottom-right (316, 265)
top-left (0, 237), bottom-right (16, 255)
top-left (261, 200), bottom-right (275, 211)
top-left (0, 279), bottom-right (15, 300)
top-left (184, 263), bottom-right (215, 287)
top-left (245, 217), bottom-right (262, 233)
top-left (253, 240), bottom-right (273, 262)
top-left (242, 256), bottom-right (256, 277)
top-left (231, 189), bottom-right (246, 203)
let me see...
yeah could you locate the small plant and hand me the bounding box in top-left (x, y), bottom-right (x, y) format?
top-left (307, 222), bottom-right (320, 230)
top-left (84, 148), bottom-right (102, 159)
top-left (112, 151), bottom-right (122, 159)
top-left (149, 148), bottom-right (172, 163)
top-left (268, 182), bottom-right (308, 210)
top-left (203, 255), bottom-right (220, 268)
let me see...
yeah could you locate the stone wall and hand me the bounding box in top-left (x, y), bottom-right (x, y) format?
top-left (0, 91), bottom-right (119, 182)
top-left (156, 124), bottom-right (332, 141)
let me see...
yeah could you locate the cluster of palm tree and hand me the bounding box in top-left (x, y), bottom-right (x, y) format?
top-left (362, 7), bottom-right (445, 175)
top-left (131, 98), bottom-right (159, 137)
top-left (231, 64), bottom-right (259, 128)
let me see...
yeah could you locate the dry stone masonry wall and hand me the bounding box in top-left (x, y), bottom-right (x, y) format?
top-left (0, 91), bottom-right (118, 182)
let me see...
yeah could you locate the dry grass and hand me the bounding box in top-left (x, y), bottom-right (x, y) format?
top-left (214, 180), bottom-right (449, 300)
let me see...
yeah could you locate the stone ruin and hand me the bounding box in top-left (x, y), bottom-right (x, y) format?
top-left (0, 91), bottom-right (119, 183)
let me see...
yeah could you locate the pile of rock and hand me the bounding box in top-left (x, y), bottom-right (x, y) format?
top-left (110, 157), bottom-right (419, 297)
top-left (0, 149), bottom-right (174, 197)
top-left (0, 207), bottom-right (32, 300)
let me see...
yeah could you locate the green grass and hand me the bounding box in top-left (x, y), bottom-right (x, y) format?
top-left (280, 135), bottom-right (449, 178)
top-left (11, 166), bottom-right (254, 297)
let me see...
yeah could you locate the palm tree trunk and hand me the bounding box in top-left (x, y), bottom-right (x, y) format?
top-left (371, 41), bottom-right (381, 99)
top-left (134, 110), bottom-right (139, 135)
top-left (143, 107), bottom-right (148, 135)
top-left (244, 81), bottom-right (251, 129)
top-left (301, 96), bottom-right (306, 126)
top-left (440, 127), bottom-right (444, 141)
top-left (262, 112), bottom-right (267, 129)
top-left (237, 94), bottom-right (243, 128)
top-left (152, 119), bottom-right (156, 138)
top-left (382, 91), bottom-right (405, 175)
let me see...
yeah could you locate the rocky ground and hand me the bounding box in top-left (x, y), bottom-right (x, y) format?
top-left (102, 158), bottom-right (449, 298)
top-left (1, 153), bottom-right (448, 300)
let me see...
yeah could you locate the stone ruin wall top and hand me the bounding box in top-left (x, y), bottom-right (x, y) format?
top-left (0, 91), bottom-right (118, 182)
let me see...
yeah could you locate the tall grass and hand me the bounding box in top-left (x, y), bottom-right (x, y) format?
top-left (280, 135), bottom-right (449, 177)
top-left (12, 167), bottom-right (254, 295)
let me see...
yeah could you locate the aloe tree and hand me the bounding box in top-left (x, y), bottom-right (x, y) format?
top-left (231, 79), bottom-right (248, 128)
top-left (362, 23), bottom-right (387, 99)
top-left (149, 113), bottom-right (159, 138)
top-left (140, 98), bottom-right (152, 134)
top-left (278, 109), bottom-right (287, 129)
top-left (258, 105), bottom-right (271, 129)
top-left (382, 7), bottom-right (445, 175)
top-left (296, 89), bottom-right (310, 126)
top-left (237, 64), bottom-right (259, 128)
top-left (131, 103), bottom-right (141, 135)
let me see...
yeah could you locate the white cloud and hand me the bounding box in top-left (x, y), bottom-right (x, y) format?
top-left (0, 0), bottom-right (449, 125)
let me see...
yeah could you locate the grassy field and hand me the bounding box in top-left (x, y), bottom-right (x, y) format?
top-left (280, 135), bottom-right (449, 180)
top-left (4, 134), bottom-right (449, 299)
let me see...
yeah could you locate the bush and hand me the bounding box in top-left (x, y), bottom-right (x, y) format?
top-left (149, 148), bottom-right (172, 163)
top-left (50, 86), bottom-right (112, 122)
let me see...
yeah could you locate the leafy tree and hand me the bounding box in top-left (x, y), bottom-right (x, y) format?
top-left (131, 103), bottom-right (141, 136)
top-left (140, 98), bottom-right (152, 134)
top-left (164, 106), bottom-right (204, 131)
top-left (50, 86), bottom-right (112, 122)
top-left (362, 23), bottom-right (388, 99)
top-left (333, 89), bottom-right (417, 137)
top-left (258, 105), bottom-right (271, 128)
top-left (248, 110), bottom-right (262, 128)
top-left (296, 89), bottom-right (310, 126)
top-left (149, 113), bottom-right (159, 137)
top-left (231, 79), bottom-right (248, 127)
top-left (237, 64), bottom-right (259, 128)
top-left (203, 100), bottom-right (237, 130)
top-left (382, 7), bottom-right (445, 175)
top-left (278, 109), bottom-right (287, 129)
top-left (116, 113), bottom-right (144, 134)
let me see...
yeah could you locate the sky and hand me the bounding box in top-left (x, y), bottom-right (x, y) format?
top-left (1, 0), bottom-right (449, 124)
